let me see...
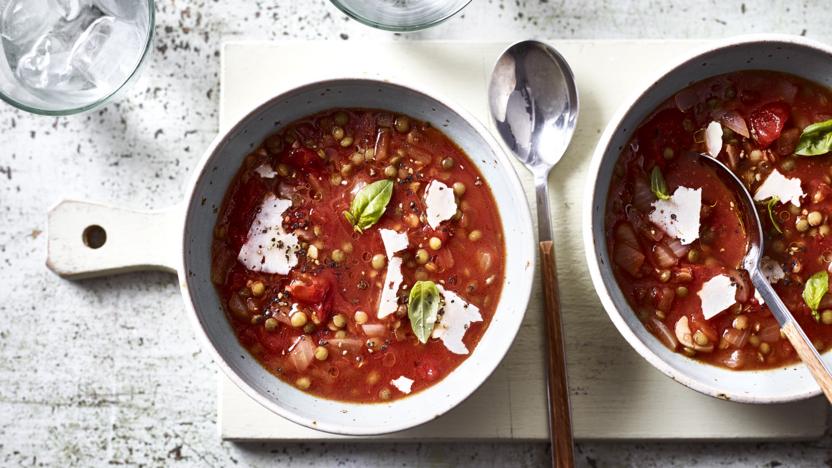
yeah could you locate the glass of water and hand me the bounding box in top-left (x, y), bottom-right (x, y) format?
top-left (0, 0), bottom-right (154, 115)
top-left (330, 0), bottom-right (471, 31)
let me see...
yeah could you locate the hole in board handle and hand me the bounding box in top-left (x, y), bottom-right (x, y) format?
top-left (82, 225), bottom-right (107, 249)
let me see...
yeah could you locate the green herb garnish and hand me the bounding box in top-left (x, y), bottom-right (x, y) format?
top-left (408, 280), bottom-right (441, 344)
top-left (343, 179), bottom-right (394, 233)
top-left (795, 119), bottom-right (832, 156)
top-left (766, 196), bottom-right (783, 234)
top-left (650, 166), bottom-right (671, 200)
top-left (803, 270), bottom-right (829, 322)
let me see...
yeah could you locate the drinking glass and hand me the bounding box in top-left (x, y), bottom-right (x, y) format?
top-left (0, 0), bottom-right (154, 115)
top-left (330, 0), bottom-right (471, 31)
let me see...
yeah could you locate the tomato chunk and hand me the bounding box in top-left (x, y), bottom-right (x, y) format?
top-left (287, 271), bottom-right (336, 324)
top-left (284, 147), bottom-right (322, 168)
top-left (749, 102), bottom-right (790, 148)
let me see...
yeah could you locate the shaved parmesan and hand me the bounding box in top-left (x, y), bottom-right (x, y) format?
top-left (753, 169), bottom-right (804, 207)
top-left (435, 286), bottom-right (483, 355)
top-left (380, 229), bottom-right (409, 258)
top-left (238, 194), bottom-right (299, 275)
top-left (255, 164), bottom-right (277, 178)
top-left (705, 121), bottom-right (723, 157)
top-left (391, 376), bottom-right (414, 394)
top-left (648, 186), bottom-right (702, 245)
top-left (424, 180), bottom-right (457, 230)
top-left (698, 274), bottom-right (737, 320)
top-left (755, 256), bottom-right (786, 304)
top-left (377, 256), bottom-right (403, 319)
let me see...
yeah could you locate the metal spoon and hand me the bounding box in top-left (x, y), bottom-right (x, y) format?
top-left (488, 40), bottom-right (579, 467)
top-left (695, 153), bottom-right (832, 403)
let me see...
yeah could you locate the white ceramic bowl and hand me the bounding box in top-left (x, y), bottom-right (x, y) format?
top-left (184, 79), bottom-right (536, 433)
top-left (42, 79), bottom-right (535, 435)
top-left (47, 78), bottom-right (535, 434)
top-left (583, 34), bottom-right (832, 403)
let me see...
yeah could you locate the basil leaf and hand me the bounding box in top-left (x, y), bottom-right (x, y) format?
top-left (408, 280), bottom-right (441, 344)
top-left (650, 167), bottom-right (671, 201)
top-left (343, 179), bottom-right (394, 233)
top-left (766, 196), bottom-right (783, 234)
top-left (803, 270), bottom-right (829, 321)
top-left (795, 119), bottom-right (832, 156)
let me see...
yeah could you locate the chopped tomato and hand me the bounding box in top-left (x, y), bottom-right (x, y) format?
top-left (287, 270), bottom-right (336, 324)
top-left (749, 102), bottom-right (790, 148)
top-left (283, 147), bottom-right (322, 168)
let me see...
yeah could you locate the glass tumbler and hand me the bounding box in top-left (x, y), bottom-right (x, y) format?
top-left (330, 0), bottom-right (471, 32)
top-left (0, 0), bottom-right (155, 115)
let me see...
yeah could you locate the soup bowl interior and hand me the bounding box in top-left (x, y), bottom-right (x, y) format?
top-left (180, 79), bottom-right (535, 434)
top-left (585, 36), bottom-right (832, 403)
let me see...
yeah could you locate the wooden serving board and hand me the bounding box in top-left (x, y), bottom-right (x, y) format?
top-left (218, 40), bottom-right (827, 441)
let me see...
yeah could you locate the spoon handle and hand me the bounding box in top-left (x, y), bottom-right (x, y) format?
top-left (535, 177), bottom-right (575, 468)
top-left (751, 271), bottom-right (832, 403)
top-left (781, 321), bottom-right (832, 403)
top-left (539, 240), bottom-right (575, 468)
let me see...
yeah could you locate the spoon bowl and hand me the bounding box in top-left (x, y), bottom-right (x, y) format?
top-left (489, 40), bottom-right (579, 174)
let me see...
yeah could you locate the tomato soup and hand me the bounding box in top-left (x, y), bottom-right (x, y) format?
top-left (606, 71), bottom-right (832, 370)
top-left (211, 109), bottom-right (505, 402)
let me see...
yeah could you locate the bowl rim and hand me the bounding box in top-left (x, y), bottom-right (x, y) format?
top-left (178, 77), bottom-right (536, 434)
top-left (0, 0), bottom-right (156, 116)
top-left (582, 33), bottom-right (832, 404)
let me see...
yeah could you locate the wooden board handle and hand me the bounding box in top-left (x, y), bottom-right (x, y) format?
top-left (781, 321), bottom-right (832, 404)
top-left (46, 200), bottom-right (182, 279)
top-left (539, 240), bottom-right (575, 468)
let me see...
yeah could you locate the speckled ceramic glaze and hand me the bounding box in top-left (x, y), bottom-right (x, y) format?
top-left (181, 79), bottom-right (535, 434)
top-left (583, 35), bottom-right (832, 403)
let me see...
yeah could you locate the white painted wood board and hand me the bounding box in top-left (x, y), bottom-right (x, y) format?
top-left (218, 40), bottom-right (828, 441)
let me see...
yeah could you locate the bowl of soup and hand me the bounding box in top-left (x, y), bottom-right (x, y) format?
top-left (583, 35), bottom-right (832, 403)
top-left (185, 79), bottom-right (535, 433)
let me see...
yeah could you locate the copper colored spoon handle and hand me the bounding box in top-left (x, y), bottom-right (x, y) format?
top-left (539, 240), bottom-right (574, 467)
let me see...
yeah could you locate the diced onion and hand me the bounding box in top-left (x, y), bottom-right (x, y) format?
top-left (653, 243), bottom-right (678, 269)
top-left (632, 177), bottom-right (655, 213)
top-left (720, 328), bottom-right (750, 349)
top-left (228, 293), bottom-right (248, 319)
top-left (722, 349), bottom-right (746, 369)
top-left (654, 286), bottom-right (676, 312)
top-left (693, 343), bottom-right (714, 353)
top-left (665, 237), bottom-right (691, 258)
top-left (327, 338), bottom-right (363, 354)
top-left (649, 317), bottom-right (678, 350)
top-left (674, 88), bottom-right (698, 112)
top-left (288, 336), bottom-right (315, 372)
top-left (362, 323), bottom-right (387, 337)
top-left (758, 321), bottom-right (782, 343)
top-left (721, 111), bottom-right (750, 138)
top-left (613, 242), bottom-right (645, 277)
top-left (615, 223), bottom-right (640, 249)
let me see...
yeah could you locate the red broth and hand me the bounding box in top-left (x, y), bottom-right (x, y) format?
top-left (211, 109), bottom-right (505, 402)
top-left (607, 71), bottom-right (832, 370)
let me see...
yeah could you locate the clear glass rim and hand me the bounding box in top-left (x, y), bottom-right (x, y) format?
top-left (329, 0), bottom-right (471, 32)
top-left (0, 0), bottom-right (156, 116)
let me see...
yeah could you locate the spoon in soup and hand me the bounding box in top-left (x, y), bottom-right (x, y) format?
top-left (488, 40), bottom-right (579, 467)
top-left (695, 153), bottom-right (832, 403)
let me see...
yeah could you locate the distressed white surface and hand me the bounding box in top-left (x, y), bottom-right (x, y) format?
top-left (3, 1), bottom-right (832, 467)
